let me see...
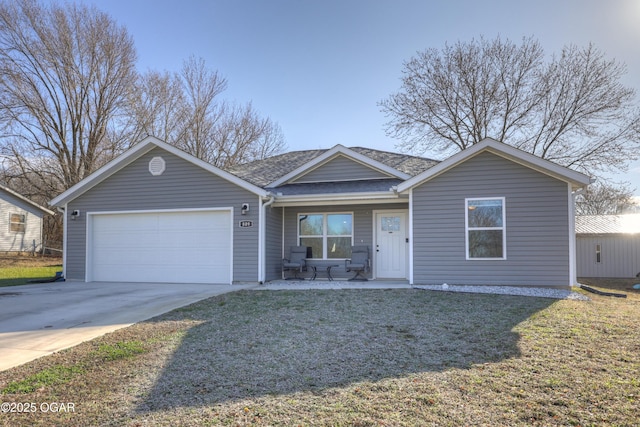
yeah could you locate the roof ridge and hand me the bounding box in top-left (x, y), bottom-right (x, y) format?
top-left (0, 184), bottom-right (54, 215)
top-left (226, 144), bottom-right (440, 188)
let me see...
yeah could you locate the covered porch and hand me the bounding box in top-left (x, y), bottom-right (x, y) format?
top-left (263, 201), bottom-right (411, 282)
top-left (259, 278), bottom-right (412, 290)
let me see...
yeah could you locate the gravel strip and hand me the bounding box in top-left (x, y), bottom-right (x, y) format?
top-left (413, 284), bottom-right (590, 300)
top-left (259, 280), bottom-right (590, 300)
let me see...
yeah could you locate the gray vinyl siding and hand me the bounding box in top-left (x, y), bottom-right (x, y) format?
top-left (291, 155), bottom-right (391, 183)
top-left (0, 193), bottom-right (45, 252)
top-left (576, 235), bottom-right (640, 278)
top-left (264, 206), bottom-right (283, 281)
top-left (412, 152), bottom-right (571, 286)
top-left (66, 147), bottom-right (260, 283)
top-left (280, 203), bottom-right (408, 280)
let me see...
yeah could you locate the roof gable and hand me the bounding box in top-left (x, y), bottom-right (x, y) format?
top-left (268, 145), bottom-right (411, 187)
top-left (50, 136), bottom-right (267, 206)
top-left (0, 185), bottom-right (54, 215)
top-left (227, 147), bottom-right (437, 187)
top-left (397, 138), bottom-right (592, 192)
top-left (288, 153), bottom-right (397, 184)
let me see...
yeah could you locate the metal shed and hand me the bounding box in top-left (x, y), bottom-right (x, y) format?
top-left (576, 214), bottom-right (640, 278)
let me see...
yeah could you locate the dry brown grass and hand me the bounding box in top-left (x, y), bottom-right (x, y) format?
top-left (0, 255), bottom-right (63, 287)
top-left (579, 277), bottom-right (640, 294)
top-left (0, 286), bottom-right (638, 426)
top-left (0, 254), bottom-right (62, 269)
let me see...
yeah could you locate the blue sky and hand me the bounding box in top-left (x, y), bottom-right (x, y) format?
top-left (83, 0), bottom-right (640, 193)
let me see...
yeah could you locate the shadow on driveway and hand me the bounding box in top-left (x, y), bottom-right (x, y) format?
top-left (0, 281), bottom-right (247, 371)
top-left (135, 288), bottom-right (556, 412)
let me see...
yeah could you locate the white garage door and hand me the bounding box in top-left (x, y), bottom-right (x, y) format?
top-left (90, 210), bottom-right (232, 284)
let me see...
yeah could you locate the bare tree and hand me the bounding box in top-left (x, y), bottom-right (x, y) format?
top-left (0, 0), bottom-right (137, 199)
top-left (210, 102), bottom-right (286, 168)
top-left (128, 56), bottom-right (286, 168)
top-left (176, 56), bottom-right (228, 162)
top-left (126, 70), bottom-right (188, 145)
top-left (575, 182), bottom-right (638, 215)
top-left (380, 36), bottom-right (640, 178)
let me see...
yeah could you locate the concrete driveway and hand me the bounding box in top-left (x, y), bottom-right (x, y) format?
top-left (0, 281), bottom-right (254, 371)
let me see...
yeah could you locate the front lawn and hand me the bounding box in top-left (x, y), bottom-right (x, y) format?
top-left (0, 286), bottom-right (638, 426)
top-left (0, 256), bottom-right (62, 287)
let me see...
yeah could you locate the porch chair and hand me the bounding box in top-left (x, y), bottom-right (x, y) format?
top-left (345, 246), bottom-right (370, 281)
top-left (282, 246), bottom-right (310, 280)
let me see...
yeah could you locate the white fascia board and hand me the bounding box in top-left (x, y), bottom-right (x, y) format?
top-left (156, 139), bottom-right (268, 197)
top-left (397, 138), bottom-right (592, 193)
top-left (272, 191), bottom-right (404, 207)
top-left (51, 136), bottom-right (267, 206)
top-left (51, 138), bottom-right (157, 206)
top-left (268, 144), bottom-right (410, 187)
top-left (0, 184), bottom-right (55, 215)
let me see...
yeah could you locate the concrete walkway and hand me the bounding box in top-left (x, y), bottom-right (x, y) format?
top-left (0, 281), bottom-right (253, 371)
top-left (253, 279), bottom-right (412, 290)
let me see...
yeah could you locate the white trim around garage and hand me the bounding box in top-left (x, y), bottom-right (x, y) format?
top-left (85, 207), bottom-right (234, 284)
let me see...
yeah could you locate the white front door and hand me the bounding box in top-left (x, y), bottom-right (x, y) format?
top-left (374, 211), bottom-right (408, 279)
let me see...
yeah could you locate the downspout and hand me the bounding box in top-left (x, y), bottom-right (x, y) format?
top-left (408, 188), bottom-right (414, 286)
top-left (259, 194), bottom-right (276, 284)
top-left (569, 185), bottom-right (583, 287)
top-left (263, 194), bottom-right (276, 209)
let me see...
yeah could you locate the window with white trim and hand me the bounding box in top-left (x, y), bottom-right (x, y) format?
top-left (465, 198), bottom-right (506, 259)
top-left (9, 213), bottom-right (26, 233)
top-left (298, 213), bottom-right (353, 259)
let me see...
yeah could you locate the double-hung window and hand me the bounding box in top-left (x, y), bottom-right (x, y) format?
top-left (9, 213), bottom-right (26, 233)
top-left (299, 213), bottom-right (353, 259)
top-left (465, 198), bottom-right (506, 260)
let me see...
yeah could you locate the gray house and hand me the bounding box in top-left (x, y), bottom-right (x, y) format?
top-left (576, 214), bottom-right (640, 278)
top-left (50, 136), bottom-right (591, 287)
top-left (0, 184), bottom-right (53, 253)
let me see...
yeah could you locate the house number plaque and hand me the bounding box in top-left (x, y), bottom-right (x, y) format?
top-left (239, 220), bottom-right (253, 228)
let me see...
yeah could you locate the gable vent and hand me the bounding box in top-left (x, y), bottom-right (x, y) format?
top-left (149, 156), bottom-right (166, 176)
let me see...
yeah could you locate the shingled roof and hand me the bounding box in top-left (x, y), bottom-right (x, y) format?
top-left (226, 146), bottom-right (439, 188)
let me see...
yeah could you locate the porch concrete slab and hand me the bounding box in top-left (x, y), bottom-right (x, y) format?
top-left (254, 280), bottom-right (413, 290)
top-left (0, 281), bottom-right (255, 371)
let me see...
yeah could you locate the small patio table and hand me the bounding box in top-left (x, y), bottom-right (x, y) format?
top-left (306, 260), bottom-right (340, 281)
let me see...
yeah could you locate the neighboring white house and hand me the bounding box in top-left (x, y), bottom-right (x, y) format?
top-left (0, 185), bottom-right (54, 253)
top-left (576, 214), bottom-right (640, 278)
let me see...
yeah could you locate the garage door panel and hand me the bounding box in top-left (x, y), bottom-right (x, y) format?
top-left (90, 210), bottom-right (232, 284)
top-left (97, 214), bottom-right (158, 231)
top-left (91, 264), bottom-right (225, 284)
top-left (161, 232), bottom-right (220, 248)
top-left (94, 231), bottom-right (162, 249)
